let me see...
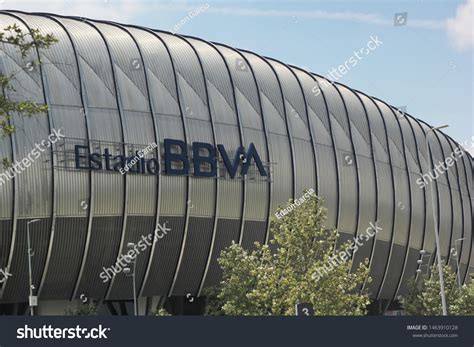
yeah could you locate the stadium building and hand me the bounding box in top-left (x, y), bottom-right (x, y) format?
top-left (0, 11), bottom-right (472, 315)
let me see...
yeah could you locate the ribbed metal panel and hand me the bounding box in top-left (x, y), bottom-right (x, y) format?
top-left (94, 23), bottom-right (157, 219)
top-left (438, 135), bottom-right (463, 268)
top-left (368, 98), bottom-right (398, 299)
top-left (214, 45), bottom-right (270, 224)
top-left (122, 112), bottom-right (157, 216)
top-left (406, 117), bottom-right (431, 260)
top-left (452, 138), bottom-right (472, 283)
top-left (48, 105), bottom-right (89, 217)
top-left (410, 120), bottom-right (437, 267)
top-left (202, 218), bottom-right (240, 288)
top-left (418, 122), bottom-right (451, 262)
top-left (83, 111), bottom-right (124, 216)
top-left (39, 217), bottom-right (88, 299)
top-left (74, 216), bottom-right (123, 299)
top-left (366, 238), bottom-right (391, 297)
top-left (241, 220), bottom-right (267, 251)
top-left (376, 103), bottom-right (411, 248)
top-left (337, 88), bottom-right (376, 269)
top-left (56, 18), bottom-right (116, 108)
top-left (183, 38), bottom-right (242, 218)
top-left (338, 87), bottom-right (371, 156)
top-left (292, 69), bottom-right (338, 225)
top-left (0, 15), bottom-right (52, 219)
top-left (16, 14), bottom-right (81, 106)
top-left (141, 216), bottom-right (185, 296)
top-left (186, 38), bottom-right (247, 295)
top-left (94, 23), bottom-right (148, 111)
top-left (157, 32), bottom-right (214, 221)
top-left (431, 137), bottom-right (453, 263)
top-left (379, 243), bottom-right (406, 299)
top-left (268, 60), bottom-right (315, 197)
top-left (157, 33), bottom-right (218, 297)
top-left (293, 71), bottom-right (333, 146)
top-left (107, 216), bottom-right (154, 300)
top-left (359, 98), bottom-right (395, 297)
top-left (313, 78), bottom-right (352, 151)
top-left (0, 135), bottom-right (13, 219)
top-left (42, 14), bottom-right (96, 303)
top-left (240, 53), bottom-right (286, 135)
top-left (314, 144), bottom-right (338, 227)
top-left (375, 101), bottom-right (411, 299)
top-left (460, 149), bottom-right (473, 284)
top-left (313, 78), bottom-right (358, 238)
top-left (155, 114), bottom-right (186, 216)
top-left (240, 51), bottom-right (293, 214)
top-left (394, 114), bottom-right (426, 297)
top-left (397, 247), bottom-right (422, 296)
top-left (172, 217), bottom-right (214, 295)
top-left (1, 218), bottom-right (51, 302)
top-left (0, 220), bottom-right (13, 270)
top-left (468, 155), bottom-right (474, 281)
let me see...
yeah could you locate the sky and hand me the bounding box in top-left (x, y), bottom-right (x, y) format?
top-left (1, 0), bottom-right (473, 154)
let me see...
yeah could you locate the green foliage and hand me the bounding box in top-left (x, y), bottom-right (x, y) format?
top-left (0, 23), bottom-right (57, 138)
top-left (401, 264), bottom-right (474, 315)
top-left (1, 157), bottom-right (11, 169)
top-left (0, 24), bottom-right (57, 58)
top-left (209, 192), bottom-right (372, 316)
top-left (152, 308), bottom-right (172, 316)
top-left (64, 303), bottom-right (98, 316)
top-left (202, 286), bottom-right (224, 316)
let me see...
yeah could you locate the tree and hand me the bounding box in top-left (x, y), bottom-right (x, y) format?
top-left (401, 264), bottom-right (474, 315)
top-left (0, 23), bottom-right (57, 166)
top-left (64, 302), bottom-right (98, 316)
top-left (152, 308), bottom-right (172, 316)
top-left (209, 192), bottom-right (372, 316)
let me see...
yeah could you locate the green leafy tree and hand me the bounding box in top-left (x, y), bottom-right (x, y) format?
top-left (64, 302), bottom-right (98, 316)
top-left (152, 308), bottom-right (172, 316)
top-left (401, 264), bottom-right (474, 315)
top-left (209, 192), bottom-right (372, 316)
top-left (0, 24), bottom-right (57, 143)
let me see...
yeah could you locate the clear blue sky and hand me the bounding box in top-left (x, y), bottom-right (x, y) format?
top-left (4, 0), bottom-right (473, 152)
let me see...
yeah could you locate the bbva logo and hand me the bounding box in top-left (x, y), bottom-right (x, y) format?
top-left (74, 139), bottom-right (268, 179)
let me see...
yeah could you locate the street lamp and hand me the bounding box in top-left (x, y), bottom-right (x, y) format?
top-left (424, 124), bottom-right (449, 315)
top-left (27, 219), bottom-right (40, 316)
top-left (124, 242), bottom-right (137, 316)
top-left (416, 250), bottom-right (432, 277)
top-left (452, 238), bottom-right (465, 288)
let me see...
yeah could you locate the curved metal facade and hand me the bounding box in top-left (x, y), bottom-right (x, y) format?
top-left (0, 11), bottom-right (472, 304)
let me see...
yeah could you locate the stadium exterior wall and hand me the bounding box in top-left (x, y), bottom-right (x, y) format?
top-left (0, 11), bottom-right (472, 306)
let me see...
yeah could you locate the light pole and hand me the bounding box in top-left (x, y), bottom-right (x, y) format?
top-left (451, 238), bottom-right (465, 288)
top-left (123, 242), bottom-right (137, 316)
top-left (416, 250), bottom-right (432, 277)
top-left (27, 219), bottom-right (40, 316)
top-left (424, 124), bottom-right (449, 316)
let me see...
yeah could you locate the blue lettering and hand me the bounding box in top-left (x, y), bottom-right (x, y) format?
top-left (164, 139), bottom-right (189, 175)
top-left (193, 142), bottom-right (216, 177)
